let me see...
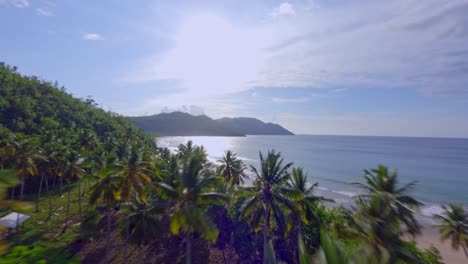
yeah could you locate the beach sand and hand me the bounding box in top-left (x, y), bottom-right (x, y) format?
top-left (407, 227), bottom-right (467, 264)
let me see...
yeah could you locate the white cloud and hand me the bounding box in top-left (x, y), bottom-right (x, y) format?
top-left (271, 2), bottom-right (296, 17)
top-left (36, 7), bottom-right (53, 16)
top-left (121, 0), bottom-right (468, 115)
top-left (121, 13), bottom-right (272, 97)
top-left (272, 97), bottom-right (310, 103)
top-left (0, 0), bottom-right (29, 8)
top-left (82, 33), bottom-right (104, 41)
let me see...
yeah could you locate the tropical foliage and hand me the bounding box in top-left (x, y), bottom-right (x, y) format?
top-left (434, 203), bottom-right (468, 257)
top-left (0, 64), bottom-right (455, 263)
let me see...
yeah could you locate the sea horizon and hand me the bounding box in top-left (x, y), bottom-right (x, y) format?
top-left (158, 134), bottom-right (468, 225)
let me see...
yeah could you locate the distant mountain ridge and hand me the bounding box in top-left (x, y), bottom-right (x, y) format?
top-left (127, 112), bottom-right (294, 137)
top-left (216, 117), bottom-right (294, 135)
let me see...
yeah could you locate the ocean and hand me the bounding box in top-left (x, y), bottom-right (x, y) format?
top-left (157, 135), bottom-right (468, 225)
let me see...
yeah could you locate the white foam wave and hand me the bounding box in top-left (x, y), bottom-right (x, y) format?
top-left (333, 190), bottom-right (358, 198)
top-left (420, 204), bottom-right (445, 218)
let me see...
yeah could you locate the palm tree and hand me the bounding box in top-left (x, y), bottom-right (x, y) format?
top-left (177, 140), bottom-right (195, 158)
top-left (434, 203), bottom-right (468, 258)
top-left (60, 150), bottom-right (86, 232)
top-left (352, 165), bottom-right (422, 262)
top-left (120, 194), bottom-right (163, 245)
top-left (177, 141), bottom-right (208, 163)
top-left (114, 145), bottom-right (156, 259)
top-left (3, 134), bottom-right (43, 201)
top-left (89, 165), bottom-right (122, 260)
top-left (288, 167), bottom-right (331, 223)
top-left (160, 154), bottom-right (179, 186)
top-left (158, 152), bottom-right (228, 264)
top-left (353, 165), bottom-right (422, 236)
top-left (115, 146), bottom-right (154, 203)
top-left (217, 150), bottom-right (246, 188)
top-left (287, 167), bottom-right (332, 262)
top-left (240, 150), bottom-right (296, 264)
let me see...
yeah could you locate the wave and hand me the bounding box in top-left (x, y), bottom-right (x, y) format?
top-left (420, 204), bottom-right (445, 218)
top-left (316, 186), bottom-right (358, 198)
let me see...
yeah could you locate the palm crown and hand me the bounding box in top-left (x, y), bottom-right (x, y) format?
top-left (434, 203), bottom-right (468, 257)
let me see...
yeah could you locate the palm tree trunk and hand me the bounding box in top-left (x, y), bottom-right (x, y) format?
top-left (11, 186), bottom-right (15, 200)
top-left (35, 173), bottom-right (44, 212)
top-left (45, 175), bottom-right (53, 219)
top-left (106, 206), bottom-right (112, 261)
top-left (296, 221), bottom-right (302, 264)
top-left (186, 233), bottom-right (192, 264)
top-left (263, 205), bottom-right (270, 264)
top-left (78, 180), bottom-right (82, 223)
top-left (81, 178), bottom-right (88, 197)
top-left (61, 186), bottom-right (71, 234)
top-left (463, 245), bottom-right (468, 258)
top-left (124, 214), bottom-right (129, 260)
top-left (60, 176), bottom-right (63, 195)
top-left (66, 185), bottom-right (71, 219)
top-left (19, 175), bottom-right (25, 201)
top-left (222, 248), bottom-right (227, 264)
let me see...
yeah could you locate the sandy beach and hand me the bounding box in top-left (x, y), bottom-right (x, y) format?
top-left (407, 227), bottom-right (467, 264)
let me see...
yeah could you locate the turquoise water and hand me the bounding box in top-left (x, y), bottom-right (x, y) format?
top-left (158, 135), bottom-right (468, 222)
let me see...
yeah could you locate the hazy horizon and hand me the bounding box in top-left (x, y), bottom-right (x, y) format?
top-left (2, 0), bottom-right (468, 138)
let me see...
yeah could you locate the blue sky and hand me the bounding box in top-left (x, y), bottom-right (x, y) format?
top-left (1, 0), bottom-right (468, 137)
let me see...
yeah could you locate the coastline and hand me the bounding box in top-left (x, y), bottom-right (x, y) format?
top-left (316, 186), bottom-right (467, 263)
top-left (158, 136), bottom-right (468, 262)
top-left (407, 226), bottom-right (466, 263)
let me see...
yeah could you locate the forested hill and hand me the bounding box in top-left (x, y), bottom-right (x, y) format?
top-left (0, 63), bottom-right (154, 150)
top-left (215, 117), bottom-right (294, 135)
top-left (128, 112), bottom-right (294, 136)
top-left (128, 112), bottom-right (245, 137)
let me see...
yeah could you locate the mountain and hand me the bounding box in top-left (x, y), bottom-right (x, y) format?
top-left (216, 117), bottom-right (294, 135)
top-left (127, 112), bottom-right (294, 137)
top-left (128, 112), bottom-right (244, 137)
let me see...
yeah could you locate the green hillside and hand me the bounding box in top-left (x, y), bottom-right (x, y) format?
top-left (0, 62), bottom-right (154, 150)
top-left (128, 112), bottom-right (294, 136)
top-left (128, 112), bottom-right (244, 137)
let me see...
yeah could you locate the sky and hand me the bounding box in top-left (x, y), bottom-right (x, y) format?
top-left (1, 0), bottom-right (468, 137)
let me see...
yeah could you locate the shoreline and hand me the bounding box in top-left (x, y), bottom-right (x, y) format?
top-left (407, 226), bottom-right (466, 263)
top-left (317, 188), bottom-right (467, 263)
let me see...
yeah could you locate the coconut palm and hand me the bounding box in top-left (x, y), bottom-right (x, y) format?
top-left (160, 154), bottom-right (179, 186)
top-left (288, 167), bottom-right (331, 223)
top-left (89, 165), bottom-right (122, 260)
top-left (36, 140), bottom-right (63, 218)
top-left (217, 150), bottom-right (246, 187)
top-left (177, 140), bottom-right (195, 158)
top-left (158, 152), bottom-right (228, 264)
top-left (434, 203), bottom-right (468, 258)
top-left (115, 146), bottom-right (154, 203)
top-left (177, 141), bottom-right (208, 163)
top-left (287, 167), bottom-right (332, 262)
top-left (353, 165), bottom-right (422, 236)
top-left (120, 194), bottom-right (164, 245)
top-left (352, 165), bottom-right (422, 262)
top-left (114, 145), bottom-right (157, 259)
top-left (240, 150), bottom-right (296, 264)
top-left (3, 134), bottom-right (43, 201)
top-left (60, 150), bottom-right (86, 232)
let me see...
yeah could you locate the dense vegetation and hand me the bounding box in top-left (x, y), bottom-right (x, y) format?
top-left (128, 112), bottom-right (244, 137)
top-left (128, 112), bottom-right (294, 137)
top-left (0, 64), bottom-right (466, 263)
top-left (216, 117), bottom-right (294, 135)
